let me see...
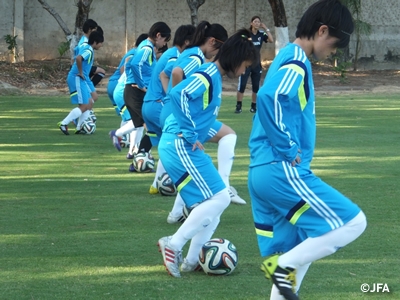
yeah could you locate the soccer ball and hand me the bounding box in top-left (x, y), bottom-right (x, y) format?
top-left (86, 110), bottom-right (97, 123)
top-left (156, 172), bottom-right (177, 196)
top-left (120, 134), bottom-right (130, 148)
top-left (133, 152), bottom-right (155, 173)
top-left (81, 120), bottom-right (96, 134)
top-left (199, 238), bottom-right (238, 276)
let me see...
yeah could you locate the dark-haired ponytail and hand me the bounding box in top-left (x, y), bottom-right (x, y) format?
top-left (188, 21), bottom-right (227, 49)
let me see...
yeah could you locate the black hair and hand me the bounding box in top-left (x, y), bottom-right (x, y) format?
top-left (148, 22), bottom-right (171, 43)
top-left (296, 0), bottom-right (354, 48)
top-left (249, 16), bottom-right (261, 31)
top-left (96, 25), bottom-right (104, 36)
top-left (214, 28), bottom-right (257, 74)
top-left (173, 24), bottom-right (196, 47)
top-left (188, 21), bottom-right (228, 50)
top-left (135, 33), bottom-right (149, 47)
top-left (82, 19), bottom-right (98, 34)
top-left (157, 44), bottom-right (168, 54)
top-left (88, 31), bottom-right (104, 45)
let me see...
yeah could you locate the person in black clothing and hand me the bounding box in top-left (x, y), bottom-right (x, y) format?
top-left (235, 16), bottom-right (274, 113)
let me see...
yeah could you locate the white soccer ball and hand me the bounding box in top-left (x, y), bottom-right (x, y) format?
top-left (156, 172), bottom-right (177, 196)
top-left (81, 120), bottom-right (96, 134)
top-left (133, 152), bottom-right (155, 173)
top-left (120, 134), bottom-right (130, 148)
top-left (199, 238), bottom-right (238, 276)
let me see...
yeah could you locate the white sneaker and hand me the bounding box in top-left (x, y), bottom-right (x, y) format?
top-left (167, 212), bottom-right (185, 224)
top-left (158, 236), bottom-right (182, 278)
top-left (229, 186), bottom-right (246, 205)
top-left (181, 258), bottom-right (203, 272)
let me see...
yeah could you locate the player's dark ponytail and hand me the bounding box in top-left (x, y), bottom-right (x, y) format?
top-left (214, 28), bottom-right (257, 74)
top-left (188, 21), bottom-right (228, 49)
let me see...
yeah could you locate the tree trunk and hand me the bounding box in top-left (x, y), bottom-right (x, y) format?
top-left (37, 0), bottom-right (72, 37)
top-left (74, 0), bottom-right (93, 36)
top-left (186, 0), bottom-right (205, 26)
top-left (268, 0), bottom-right (288, 54)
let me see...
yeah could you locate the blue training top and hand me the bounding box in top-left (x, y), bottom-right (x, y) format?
top-left (164, 62), bottom-right (222, 145)
top-left (126, 39), bottom-right (156, 88)
top-left (144, 46), bottom-right (180, 102)
top-left (109, 48), bottom-right (137, 82)
top-left (69, 43), bottom-right (94, 82)
top-left (248, 43), bottom-right (315, 170)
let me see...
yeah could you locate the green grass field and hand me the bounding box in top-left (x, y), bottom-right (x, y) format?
top-left (0, 93), bottom-right (399, 299)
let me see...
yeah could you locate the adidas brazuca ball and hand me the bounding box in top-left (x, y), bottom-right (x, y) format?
top-left (86, 110), bottom-right (97, 123)
top-left (119, 134), bottom-right (130, 148)
top-left (156, 172), bottom-right (177, 196)
top-left (199, 238), bottom-right (238, 275)
top-left (133, 152), bottom-right (155, 173)
top-left (82, 120), bottom-right (96, 134)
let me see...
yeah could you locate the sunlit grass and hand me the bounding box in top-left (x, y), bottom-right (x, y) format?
top-left (0, 94), bottom-right (399, 299)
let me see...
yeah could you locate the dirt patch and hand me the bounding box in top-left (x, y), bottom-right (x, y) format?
top-left (1, 59), bottom-right (399, 95)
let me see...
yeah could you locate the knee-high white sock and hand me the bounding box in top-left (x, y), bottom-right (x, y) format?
top-left (217, 133), bottom-right (237, 188)
top-left (185, 216), bottom-right (220, 264)
top-left (152, 158), bottom-right (166, 188)
top-left (77, 110), bottom-right (90, 128)
top-left (270, 263), bottom-right (310, 299)
top-left (62, 107), bottom-right (82, 125)
top-left (120, 120), bottom-right (128, 127)
top-left (128, 126), bottom-right (144, 155)
top-left (169, 189), bottom-right (230, 251)
top-left (279, 211), bottom-right (367, 268)
top-left (170, 193), bottom-right (185, 217)
top-left (115, 120), bottom-right (135, 137)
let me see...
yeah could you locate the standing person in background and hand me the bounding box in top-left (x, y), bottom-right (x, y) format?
top-left (157, 28), bottom-right (257, 278)
top-left (235, 16), bottom-right (274, 114)
top-left (248, 1), bottom-right (366, 299)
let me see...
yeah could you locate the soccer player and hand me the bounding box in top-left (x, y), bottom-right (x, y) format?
top-left (235, 16), bottom-right (274, 113)
top-left (109, 22), bottom-right (171, 159)
top-left (248, 1), bottom-right (367, 299)
top-left (141, 24), bottom-right (196, 193)
top-left (58, 31), bottom-right (104, 135)
top-left (157, 28), bottom-right (257, 278)
top-left (107, 33), bottom-right (148, 116)
top-left (73, 19), bottom-right (106, 87)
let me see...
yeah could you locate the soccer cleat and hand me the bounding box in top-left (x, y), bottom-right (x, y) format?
top-left (181, 258), bottom-right (203, 272)
top-left (250, 105), bottom-right (257, 113)
top-left (229, 186), bottom-right (246, 205)
top-left (128, 163), bottom-right (137, 173)
top-left (109, 130), bottom-right (122, 151)
top-left (74, 127), bottom-right (85, 134)
top-left (149, 185), bottom-right (159, 194)
top-left (57, 122), bottom-right (69, 135)
top-left (235, 105), bottom-right (242, 113)
top-left (167, 212), bottom-right (185, 224)
top-left (261, 255), bottom-right (298, 300)
top-left (158, 236), bottom-right (182, 278)
top-left (126, 153), bottom-right (134, 159)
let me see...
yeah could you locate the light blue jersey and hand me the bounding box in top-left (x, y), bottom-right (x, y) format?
top-left (109, 48), bottom-right (137, 83)
top-left (69, 43), bottom-right (94, 83)
top-left (73, 35), bottom-right (88, 58)
top-left (144, 46), bottom-right (179, 102)
top-left (160, 46), bottom-right (205, 127)
top-left (126, 39), bottom-right (156, 88)
top-left (158, 62), bottom-right (225, 207)
top-left (248, 43), bottom-right (361, 257)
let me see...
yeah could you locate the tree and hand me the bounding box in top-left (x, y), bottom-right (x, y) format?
top-left (268, 0), bottom-right (288, 54)
top-left (186, 0), bottom-right (205, 26)
top-left (37, 0), bottom-right (93, 59)
top-left (341, 0), bottom-right (372, 71)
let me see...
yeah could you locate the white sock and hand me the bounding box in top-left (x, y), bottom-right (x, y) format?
top-left (270, 263), bottom-right (310, 299)
top-left (170, 193), bottom-right (185, 217)
top-left (217, 133), bottom-right (237, 188)
top-left (120, 120), bottom-right (128, 127)
top-left (115, 120), bottom-right (135, 137)
top-left (62, 107), bottom-right (82, 125)
top-left (279, 211), bottom-right (367, 268)
top-left (169, 188), bottom-right (230, 251)
top-left (185, 216), bottom-right (220, 264)
top-left (128, 127), bottom-right (144, 155)
top-left (152, 158), bottom-right (166, 188)
top-left (77, 110), bottom-right (90, 128)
